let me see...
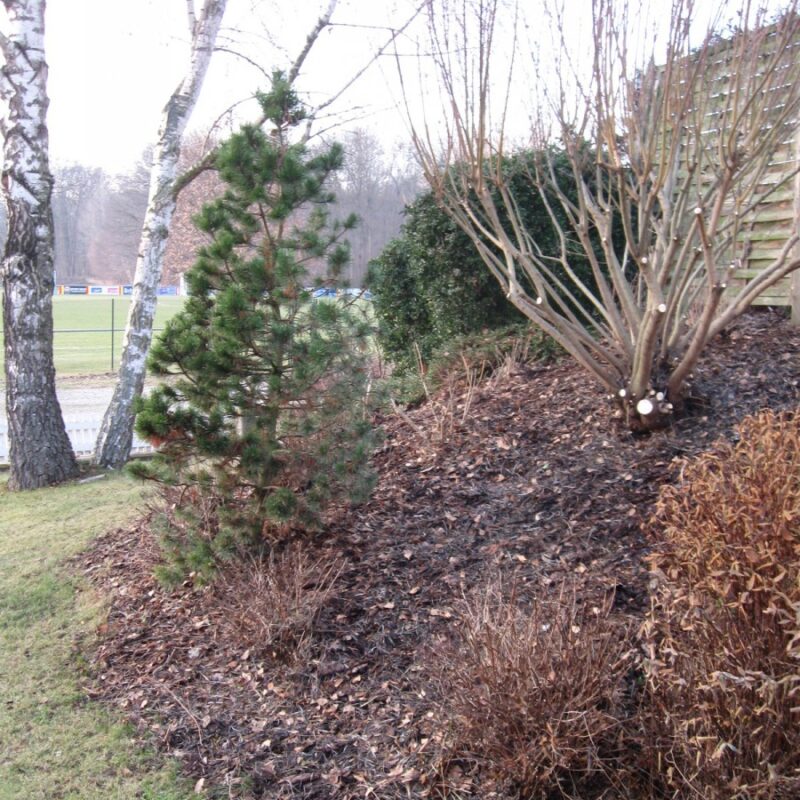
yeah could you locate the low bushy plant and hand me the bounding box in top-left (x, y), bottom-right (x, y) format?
top-left (643, 410), bottom-right (800, 799)
top-left (427, 323), bottom-right (560, 382)
top-left (213, 544), bottom-right (344, 664)
top-left (427, 579), bottom-right (636, 799)
top-left (387, 322), bottom-right (560, 407)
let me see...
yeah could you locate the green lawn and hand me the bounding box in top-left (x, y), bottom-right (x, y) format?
top-left (0, 295), bottom-right (376, 379)
top-left (0, 473), bottom-right (196, 800)
top-left (0, 296), bottom-right (184, 377)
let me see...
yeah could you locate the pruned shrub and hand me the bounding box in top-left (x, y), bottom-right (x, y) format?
top-left (213, 544), bottom-right (344, 664)
top-left (427, 579), bottom-right (636, 799)
top-left (368, 147), bottom-right (622, 381)
top-left (643, 409), bottom-right (800, 798)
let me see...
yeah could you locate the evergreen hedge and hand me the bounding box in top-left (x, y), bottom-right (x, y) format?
top-left (369, 149), bottom-right (615, 373)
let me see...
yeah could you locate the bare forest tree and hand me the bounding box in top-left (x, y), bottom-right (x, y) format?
top-left (19, 159), bottom-right (150, 287)
top-left (88, 155), bottom-right (151, 284)
top-left (93, 0), bottom-right (228, 469)
top-left (330, 129), bottom-right (422, 285)
top-left (0, 0), bottom-right (79, 488)
top-left (162, 131), bottom-right (224, 285)
top-left (412, 0), bottom-right (800, 430)
top-left (51, 163), bottom-right (104, 283)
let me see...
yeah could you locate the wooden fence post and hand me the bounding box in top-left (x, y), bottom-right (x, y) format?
top-left (793, 126), bottom-right (800, 326)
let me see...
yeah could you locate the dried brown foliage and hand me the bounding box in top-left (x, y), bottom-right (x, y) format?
top-left (428, 579), bottom-right (637, 799)
top-left (212, 545), bottom-right (344, 664)
top-left (643, 410), bottom-right (800, 798)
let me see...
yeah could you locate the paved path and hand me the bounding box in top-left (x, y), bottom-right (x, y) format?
top-left (0, 380), bottom-right (115, 421)
top-left (0, 378), bottom-right (155, 461)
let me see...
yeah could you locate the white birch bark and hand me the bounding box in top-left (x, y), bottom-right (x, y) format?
top-left (93, 0), bottom-right (227, 469)
top-left (1, 0), bottom-right (79, 489)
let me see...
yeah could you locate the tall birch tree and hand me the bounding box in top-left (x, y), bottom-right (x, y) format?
top-left (0, 0), bottom-right (79, 489)
top-left (93, 0), bottom-right (349, 470)
top-left (93, 0), bottom-right (228, 469)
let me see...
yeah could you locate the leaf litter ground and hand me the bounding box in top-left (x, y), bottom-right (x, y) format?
top-left (75, 311), bottom-right (800, 798)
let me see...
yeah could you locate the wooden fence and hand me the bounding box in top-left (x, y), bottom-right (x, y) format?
top-left (670, 19), bottom-right (800, 319)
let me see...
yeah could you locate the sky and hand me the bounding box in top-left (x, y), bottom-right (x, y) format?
top-left (42, 0), bottom-right (425, 174)
top-left (10, 0), bottom-right (793, 175)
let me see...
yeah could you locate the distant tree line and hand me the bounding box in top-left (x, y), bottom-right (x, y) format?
top-left (0, 128), bottom-right (420, 290)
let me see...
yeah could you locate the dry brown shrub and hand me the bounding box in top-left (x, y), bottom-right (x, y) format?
top-left (643, 409), bottom-right (800, 799)
top-left (427, 579), bottom-right (638, 799)
top-left (213, 544), bottom-right (344, 664)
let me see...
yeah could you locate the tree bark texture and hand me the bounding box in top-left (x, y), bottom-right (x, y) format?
top-left (93, 0), bottom-right (226, 469)
top-left (1, 0), bottom-right (79, 489)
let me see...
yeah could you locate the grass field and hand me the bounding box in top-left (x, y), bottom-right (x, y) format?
top-left (0, 473), bottom-right (195, 799)
top-left (0, 296), bottom-right (185, 378)
top-left (0, 295), bottom-right (374, 380)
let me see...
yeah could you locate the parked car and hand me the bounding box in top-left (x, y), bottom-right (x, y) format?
top-left (341, 288), bottom-right (373, 300)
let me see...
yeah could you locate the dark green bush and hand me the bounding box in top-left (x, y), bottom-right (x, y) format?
top-left (369, 148), bottom-right (613, 375)
top-left (368, 185), bottom-right (524, 374)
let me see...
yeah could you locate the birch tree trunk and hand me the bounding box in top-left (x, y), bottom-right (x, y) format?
top-left (93, 0), bottom-right (226, 469)
top-left (1, 0), bottom-right (79, 489)
top-left (93, 0), bottom-right (415, 466)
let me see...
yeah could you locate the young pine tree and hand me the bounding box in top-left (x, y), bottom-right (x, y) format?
top-left (132, 76), bottom-right (377, 581)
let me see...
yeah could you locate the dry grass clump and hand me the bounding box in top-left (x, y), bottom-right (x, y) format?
top-left (213, 544), bottom-right (344, 664)
top-left (427, 580), bottom-right (637, 799)
top-left (643, 409), bottom-right (800, 799)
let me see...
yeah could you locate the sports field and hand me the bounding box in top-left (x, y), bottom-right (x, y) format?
top-left (0, 295), bottom-right (185, 377)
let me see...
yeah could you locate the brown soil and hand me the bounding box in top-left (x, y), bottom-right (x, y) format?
top-left (75, 310), bottom-right (800, 798)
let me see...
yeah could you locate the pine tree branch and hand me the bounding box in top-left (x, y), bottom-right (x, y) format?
top-left (172, 3), bottom-right (338, 200)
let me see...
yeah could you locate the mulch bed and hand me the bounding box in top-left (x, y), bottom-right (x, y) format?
top-left (74, 310), bottom-right (800, 798)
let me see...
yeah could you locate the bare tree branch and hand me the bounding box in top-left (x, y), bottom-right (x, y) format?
top-left (287, 0), bottom-right (338, 85)
top-left (175, 1), bottom-right (425, 197)
top-left (311, 2), bottom-right (427, 120)
top-left (213, 46), bottom-right (272, 81)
